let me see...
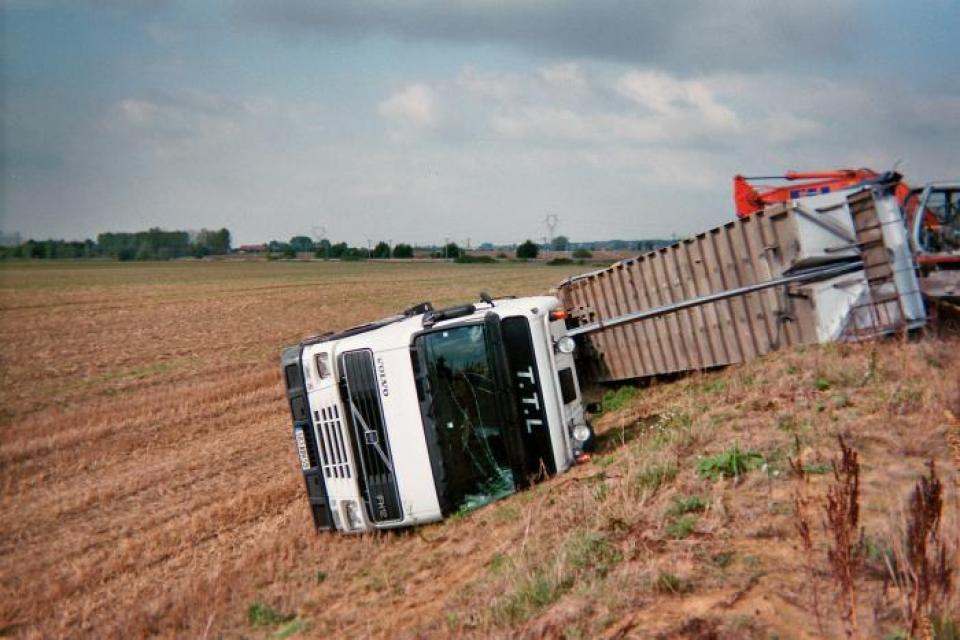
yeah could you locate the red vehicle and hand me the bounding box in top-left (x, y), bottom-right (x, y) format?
top-left (733, 169), bottom-right (959, 298)
top-left (732, 169), bottom-right (914, 218)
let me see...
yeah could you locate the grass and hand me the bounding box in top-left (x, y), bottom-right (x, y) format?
top-left (711, 551), bottom-right (735, 569)
top-left (696, 446), bottom-right (764, 480)
top-left (565, 531), bottom-right (622, 575)
top-left (633, 462), bottom-right (678, 493)
top-left (248, 601), bottom-right (295, 627)
top-left (665, 515), bottom-right (697, 540)
top-left (493, 530), bottom-right (623, 626)
top-left (665, 495), bottom-right (707, 517)
top-left (802, 463), bottom-right (831, 475)
top-left (494, 572), bottom-right (568, 625)
top-left (274, 619), bottom-right (308, 639)
top-left (601, 386), bottom-right (637, 413)
top-left (654, 572), bottom-right (692, 594)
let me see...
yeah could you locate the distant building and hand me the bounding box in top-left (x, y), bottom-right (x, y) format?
top-left (236, 244), bottom-right (266, 254)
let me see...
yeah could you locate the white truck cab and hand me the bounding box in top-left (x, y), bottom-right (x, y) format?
top-left (282, 295), bottom-right (594, 533)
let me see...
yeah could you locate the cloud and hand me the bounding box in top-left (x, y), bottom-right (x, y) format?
top-left (458, 67), bottom-right (524, 103)
top-left (538, 63), bottom-right (588, 96)
top-left (105, 90), bottom-right (248, 158)
top-left (616, 70), bottom-right (738, 128)
top-left (378, 84), bottom-right (439, 135)
top-left (470, 66), bottom-right (740, 145)
top-left (231, 0), bottom-right (862, 72)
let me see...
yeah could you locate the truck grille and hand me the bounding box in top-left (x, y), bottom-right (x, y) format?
top-left (314, 405), bottom-right (352, 479)
top-left (340, 350), bottom-right (401, 523)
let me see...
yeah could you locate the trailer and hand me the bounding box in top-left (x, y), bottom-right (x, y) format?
top-left (556, 184), bottom-right (926, 383)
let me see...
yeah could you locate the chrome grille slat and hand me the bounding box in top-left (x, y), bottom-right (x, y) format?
top-left (313, 405), bottom-right (352, 479)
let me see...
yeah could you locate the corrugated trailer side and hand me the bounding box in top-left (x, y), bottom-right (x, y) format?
top-left (557, 205), bottom-right (824, 382)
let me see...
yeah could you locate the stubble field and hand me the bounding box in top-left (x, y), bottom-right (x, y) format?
top-left (1, 259), bottom-right (958, 639)
top-left (0, 260), bottom-right (584, 637)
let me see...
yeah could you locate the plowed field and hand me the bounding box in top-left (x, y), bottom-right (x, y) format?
top-left (0, 260), bottom-right (583, 638)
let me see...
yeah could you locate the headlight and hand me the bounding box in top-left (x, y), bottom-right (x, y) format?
top-left (344, 500), bottom-right (364, 530)
top-left (572, 423), bottom-right (591, 442)
top-left (555, 335), bottom-right (576, 354)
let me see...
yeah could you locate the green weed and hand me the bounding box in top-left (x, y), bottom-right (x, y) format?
top-left (665, 495), bottom-right (707, 517)
top-left (602, 386), bottom-right (637, 413)
top-left (488, 552), bottom-right (509, 574)
top-left (665, 515), bottom-right (697, 539)
top-left (696, 447), bottom-right (764, 480)
top-left (814, 377), bottom-right (831, 391)
top-left (633, 462), bottom-right (678, 493)
top-left (933, 616), bottom-right (960, 640)
top-left (274, 620), bottom-right (308, 639)
top-left (248, 601), bottom-right (295, 627)
top-left (494, 572), bottom-right (569, 625)
top-left (565, 531), bottom-right (622, 576)
top-left (802, 463), bottom-right (831, 475)
top-left (702, 380), bottom-right (727, 394)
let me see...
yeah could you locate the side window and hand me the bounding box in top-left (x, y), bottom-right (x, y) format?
top-left (920, 189), bottom-right (960, 253)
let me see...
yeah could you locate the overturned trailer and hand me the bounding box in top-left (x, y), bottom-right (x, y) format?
top-left (557, 185), bottom-right (926, 383)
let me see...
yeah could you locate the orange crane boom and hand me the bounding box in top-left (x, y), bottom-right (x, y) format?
top-left (733, 168), bottom-right (886, 218)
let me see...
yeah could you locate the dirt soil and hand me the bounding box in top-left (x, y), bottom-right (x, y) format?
top-left (1, 260), bottom-right (958, 639)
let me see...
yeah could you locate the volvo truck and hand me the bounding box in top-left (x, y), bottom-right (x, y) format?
top-left (281, 295), bottom-right (594, 533)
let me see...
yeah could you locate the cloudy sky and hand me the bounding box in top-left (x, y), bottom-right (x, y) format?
top-left (2, 1), bottom-right (959, 246)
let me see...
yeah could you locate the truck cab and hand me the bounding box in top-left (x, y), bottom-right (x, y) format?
top-left (281, 295), bottom-right (593, 533)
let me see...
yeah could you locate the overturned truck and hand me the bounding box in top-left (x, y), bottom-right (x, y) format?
top-left (282, 180), bottom-right (929, 533)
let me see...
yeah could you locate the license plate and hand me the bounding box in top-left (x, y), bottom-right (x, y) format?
top-left (294, 428), bottom-right (311, 470)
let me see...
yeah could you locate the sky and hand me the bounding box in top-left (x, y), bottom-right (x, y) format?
top-left (2, 1), bottom-right (959, 246)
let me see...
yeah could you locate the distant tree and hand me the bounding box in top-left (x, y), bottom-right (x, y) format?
top-left (572, 248), bottom-right (593, 259)
top-left (314, 238), bottom-right (332, 259)
top-left (342, 246), bottom-right (369, 261)
top-left (202, 228), bottom-right (231, 254)
top-left (516, 239), bottom-right (539, 259)
top-left (551, 235), bottom-right (569, 251)
top-left (372, 241), bottom-right (391, 258)
top-left (478, 242), bottom-right (494, 251)
top-left (328, 242), bottom-right (348, 258)
top-left (392, 243), bottom-right (414, 258)
top-left (289, 236), bottom-right (314, 252)
top-left (432, 242), bottom-right (462, 259)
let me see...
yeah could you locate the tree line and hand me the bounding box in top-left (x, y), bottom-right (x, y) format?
top-left (268, 236), bottom-right (460, 260)
top-left (0, 228), bottom-right (232, 260)
top-left (0, 228), bottom-right (673, 261)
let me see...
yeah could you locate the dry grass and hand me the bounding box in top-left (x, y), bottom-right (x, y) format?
top-left (1, 260), bottom-right (958, 639)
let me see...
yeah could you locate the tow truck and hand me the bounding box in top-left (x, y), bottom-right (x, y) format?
top-left (734, 169), bottom-right (959, 299)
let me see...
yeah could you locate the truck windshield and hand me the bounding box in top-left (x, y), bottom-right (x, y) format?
top-left (414, 324), bottom-right (515, 513)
